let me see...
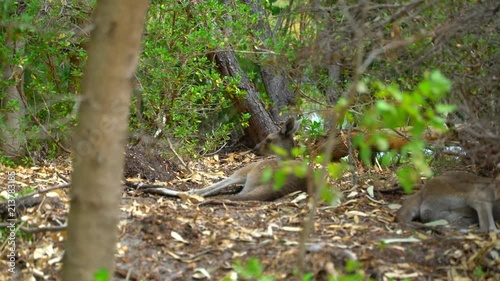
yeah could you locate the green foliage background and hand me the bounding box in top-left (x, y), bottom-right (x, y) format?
top-left (0, 0), bottom-right (497, 165)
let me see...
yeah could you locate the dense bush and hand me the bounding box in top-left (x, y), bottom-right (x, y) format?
top-left (1, 0), bottom-right (497, 171)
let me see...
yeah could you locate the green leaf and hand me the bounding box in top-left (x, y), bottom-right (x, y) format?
top-left (345, 259), bottom-right (361, 272)
top-left (293, 161), bottom-right (308, 178)
top-left (261, 168), bottom-right (273, 183)
top-left (380, 151), bottom-right (397, 166)
top-left (94, 268), bottom-right (110, 281)
top-left (320, 185), bottom-right (335, 204)
top-left (245, 258), bottom-right (263, 276)
top-left (302, 272), bottom-right (314, 281)
top-left (418, 80), bottom-right (431, 96)
top-left (272, 169), bottom-right (287, 190)
top-left (375, 100), bottom-right (392, 112)
top-left (435, 103), bottom-right (456, 114)
top-left (386, 84), bottom-right (403, 101)
top-left (429, 70), bottom-right (452, 96)
top-left (473, 266), bottom-right (485, 278)
top-left (291, 146), bottom-right (307, 158)
top-left (359, 144), bottom-right (372, 165)
top-left (335, 97), bottom-right (349, 111)
top-left (372, 134), bottom-right (389, 151)
top-left (271, 144), bottom-right (289, 158)
top-left (327, 163), bottom-right (345, 179)
top-left (396, 167), bottom-right (419, 192)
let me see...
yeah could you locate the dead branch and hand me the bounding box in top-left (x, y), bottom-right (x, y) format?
top-left (0, 222), bottom-right (67, 234)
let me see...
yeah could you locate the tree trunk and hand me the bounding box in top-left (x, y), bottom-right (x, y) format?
top-left (212, 50), bottom-right (277, 146)
top-left (194, 0), bottom-right (296, 146)
top-left (242, 0), bottom-right (296, 121)
top-left (61, 1), bottom-right (148, 280)
top-left (259, 67), bottom-right (296, 120)
top-left (0, 39), bottom-right (26, 160)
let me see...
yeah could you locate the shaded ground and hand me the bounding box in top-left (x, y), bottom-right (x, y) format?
top-left (124, 143), bottom-right (178, 182)
top-left (0, 147), bottom-right (499, 280)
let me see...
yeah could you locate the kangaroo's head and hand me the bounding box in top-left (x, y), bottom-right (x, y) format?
top-left (253, 117), bottom-right (301, 157)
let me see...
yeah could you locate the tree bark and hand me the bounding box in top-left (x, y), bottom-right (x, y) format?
top-left (61, 1), bottom-right (148, 280)
top-left (242, 0), bottom-right (296, 121)
top-left (212, 50), bottom-right (277, 146)
top-left (259, 67), bottom-right (296, 120)
top-left (186, 0), bottom-right (295, 146)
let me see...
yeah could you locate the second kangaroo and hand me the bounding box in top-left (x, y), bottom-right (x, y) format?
top-left (143, 117), bottom-right (308, 201)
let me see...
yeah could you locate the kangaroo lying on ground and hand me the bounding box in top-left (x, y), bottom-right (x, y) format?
top-left (395, 172), bottom-right (500, 232)
top-left (142, 117), bottom-right (308, 201)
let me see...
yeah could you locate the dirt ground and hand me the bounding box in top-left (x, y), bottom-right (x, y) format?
top-left (1, 145), bottom-right (499, 280)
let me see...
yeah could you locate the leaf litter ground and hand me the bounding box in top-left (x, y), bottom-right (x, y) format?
top-left (0, 148), bottom-right (499, 280)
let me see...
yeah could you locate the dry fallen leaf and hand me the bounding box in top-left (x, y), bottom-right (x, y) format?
top-left (177, 192), bottom-right (204, 203)
top-left (382, 237), bottom-right (421, 244)
top-left (171, 231), bottom-right (189, 244)
top-left (192, 268), bottom-right (211, 279)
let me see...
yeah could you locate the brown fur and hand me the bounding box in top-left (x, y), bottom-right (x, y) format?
top-left (395, 172), bottom-right (500, 232)
top-left (190, 117), bottom-right (308, 201)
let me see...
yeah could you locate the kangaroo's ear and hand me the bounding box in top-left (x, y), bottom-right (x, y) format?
top-left (281, 117), bottom-right (301, 136)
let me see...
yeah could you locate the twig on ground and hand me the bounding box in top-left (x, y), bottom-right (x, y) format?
top-left (0, 222), bottom-right (67, 234)
top-left (167, 136), bottom-right (192, 173)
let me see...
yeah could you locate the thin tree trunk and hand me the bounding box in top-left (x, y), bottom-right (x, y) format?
top-left (61, 1), bottom-right (148, 280)
top-left (212, 50), bottom-right (277, 146)
top-left (242, 0), bottom-right (296, 121)
top-left (207, 0), bottom-right (282, 146)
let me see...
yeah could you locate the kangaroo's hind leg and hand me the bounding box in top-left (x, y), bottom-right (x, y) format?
top-left (191, 165), bottom-right (254, 197)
